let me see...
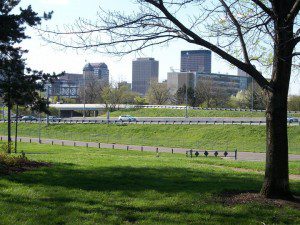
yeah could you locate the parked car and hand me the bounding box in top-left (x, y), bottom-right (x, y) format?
top-left (21, 115), bottom-right (38, 121)
top-left (118, 115), bottom-right (137, 122)
top-left (47, 116), bottom-right (61, 122)
top-left (287, 117), bottom-right (299, 123)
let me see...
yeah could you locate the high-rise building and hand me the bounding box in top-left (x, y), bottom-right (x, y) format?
top-left (167, 72), bottom-right (195, 95)
top-left (83, 63), bottom-right (109, 84)
top-left (181, 50), bottom-right (212, 73)
top-left (132, 58), bottom-right (159, 95)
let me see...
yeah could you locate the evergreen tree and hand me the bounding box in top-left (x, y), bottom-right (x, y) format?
top-left (0, 0), bottom-right (55, 153)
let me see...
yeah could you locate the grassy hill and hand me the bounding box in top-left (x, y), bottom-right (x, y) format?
top-left (0, 123), bottom-right (299, 154)
top-left (104, 108), bottom-right (300, 118)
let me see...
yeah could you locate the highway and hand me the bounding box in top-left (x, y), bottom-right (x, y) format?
top-left (1, 117), bottom-right (299, 125)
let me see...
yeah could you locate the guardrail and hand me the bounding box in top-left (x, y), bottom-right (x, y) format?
top-left (1, 118), bottom-right (300, 125)
top-left (0, 118), bottom-right (272, 125)
top-left (134, 105), bottom-right (300, 114)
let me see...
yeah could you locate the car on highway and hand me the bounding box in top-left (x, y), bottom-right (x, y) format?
top-left (21, 115), bottom-right (38, 121)
top-left (11, 114), bottom-right (23, 120)
top-left (287, 116), bottom-right (299, 123)
top-left (47, 116), bottom-right (61, 122)
top-left (118, 115), bottom-right (137, 122)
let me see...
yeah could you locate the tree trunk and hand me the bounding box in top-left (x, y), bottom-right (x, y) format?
top-left (260, 19), bottom-right (294, 199)
top-left (260, 90), bottom-right (292, 199)
top-left (7, 104), bottom-right (11, 154)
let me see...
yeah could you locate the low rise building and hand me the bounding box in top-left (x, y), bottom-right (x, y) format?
top-left (196, 72), bottom-right (252, 95)
top-left (167, 72), bottom-right (195, 95)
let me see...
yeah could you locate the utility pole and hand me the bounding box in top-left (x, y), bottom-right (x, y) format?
top-left (185, 84), bottom-right (188, 118)
top-left (83, 61), bottom-right (87, 118)
top-left (38, 112), bottom-right (41, 143)
top-left (46, 85), bottom-right (49, 126)
top-left (251, 77), bottom-right (254, 110)
top-left (38, 91), bottom-right (41, 144)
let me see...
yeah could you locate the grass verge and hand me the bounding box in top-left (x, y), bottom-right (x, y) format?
top-left (105, 108), bottom-right (300, 118)
top-left (0, 123), bottom-right (299, 154)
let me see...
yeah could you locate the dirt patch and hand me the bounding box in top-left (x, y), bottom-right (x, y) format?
top-left (0, 154), bottom-right (51, 175)
top-left (219, 191), bottom-right (300, 209)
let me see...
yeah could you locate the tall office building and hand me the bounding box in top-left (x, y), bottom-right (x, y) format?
top-left (132, 58), bottom-right (159, 95)
top-left (83, 63), bottom-right (109, 84)
top-left (181, 50), bottom-right (212, 73)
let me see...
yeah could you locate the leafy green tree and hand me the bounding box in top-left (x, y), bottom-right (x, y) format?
top-left (288, 96), bottom-right (300, 111)
top-left (0, 0), bottom-right (55, 153)
top-left (175, 84), bottom-right (196, 106)
top-left (134, 96), bottom-right (148, 105)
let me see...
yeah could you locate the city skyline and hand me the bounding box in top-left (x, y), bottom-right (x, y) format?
top-left (19, 0), bottom-right (300, 95)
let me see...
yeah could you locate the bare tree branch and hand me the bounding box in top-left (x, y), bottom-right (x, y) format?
top-left (251, 0), bottom-right (274, 18)
top-left (219, 0), bottom-right (251, 64)
top-left (141, 0), bottom-right (270, 89)
top-left (286, 0), bottom-right (300, 23)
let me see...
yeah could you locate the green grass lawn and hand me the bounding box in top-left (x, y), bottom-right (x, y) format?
top-left (0, 143), bottom-right (299, 225)
top-left (105, 108), bottom-right (300, 118)
top-left (1, 123), bottom-right (299, 154)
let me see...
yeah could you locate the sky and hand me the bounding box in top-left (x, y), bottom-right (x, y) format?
top-left (19, 0), bottom-right (300, 95)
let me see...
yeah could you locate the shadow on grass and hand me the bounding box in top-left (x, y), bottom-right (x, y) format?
top-left (7, 163), bottom-right (262, 193)
top-left (1, 163), bottom-right (299, 224)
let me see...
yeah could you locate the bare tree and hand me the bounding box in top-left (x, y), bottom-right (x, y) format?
top-left (195, 78), bottom-right (217, 107)
top-left (43, 0), bottom-right (300, 199)
top-left (102, 83), bottom-right (136, 110)
top-left (78, 75), bottom-right (104, 103)
top-left (146, 81), bottom-right (170, 105)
